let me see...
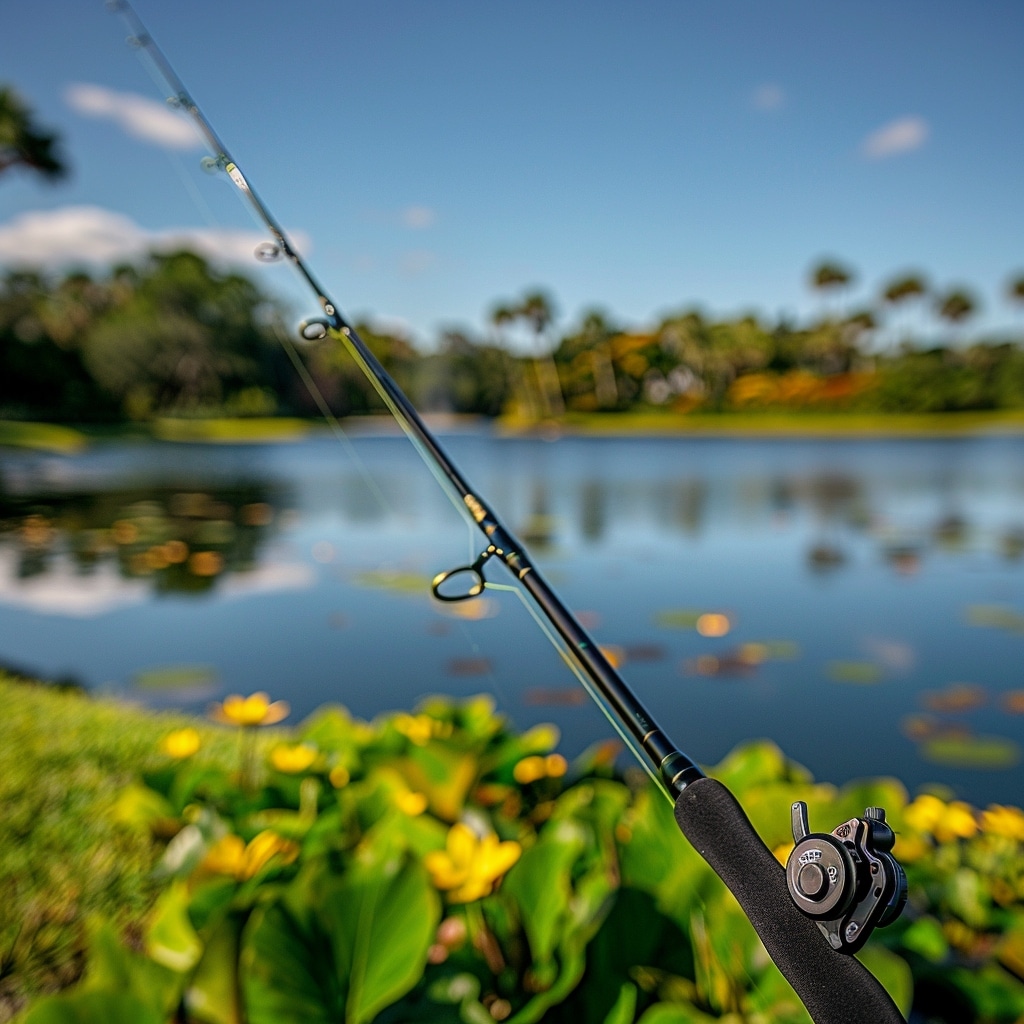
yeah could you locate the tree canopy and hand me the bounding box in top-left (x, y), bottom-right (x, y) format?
top-left (0, 85), bottom-right (67, 182)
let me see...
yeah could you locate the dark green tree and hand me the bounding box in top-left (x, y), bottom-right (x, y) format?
top-left (0, 85), bottom-right (67, 181)
top-left (81, 251), bottom-right (283, 419)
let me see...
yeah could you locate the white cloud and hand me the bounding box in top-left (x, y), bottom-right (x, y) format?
top-left (65, 83), bottom-right (202, 151)
top-left (0, 551), bottom-right (147, 617)
top-left (219, 562), bottom-right (315, 597)
top-left (752, 83), bottom-right (784, 111)
top-left (401, 205), bottom-right (437, 229)
top-left (0, 205), bottom-right (310, 270)
top-left (0, 550), bottom-right (313, 618)
top-left (862, 116), bottom-right (929, 159)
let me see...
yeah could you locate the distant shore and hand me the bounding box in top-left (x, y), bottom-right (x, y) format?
top-left (6, 409), bottom-right (1024, 453)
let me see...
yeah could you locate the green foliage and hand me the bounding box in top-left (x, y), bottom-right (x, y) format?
top-left (0, 85), bottom-right (67, 181)
top-left (8, 683), bottom-right (1024, 1024)
top-left (0, 255), bottom-right (287, 424)
top-left (0, 675), bottom-right (246, 1020)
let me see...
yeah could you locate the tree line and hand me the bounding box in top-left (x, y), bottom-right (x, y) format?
top-left (3, 252), bottom-right (1024, 424)
top-left (4, 84), bottom-right (1024, 423)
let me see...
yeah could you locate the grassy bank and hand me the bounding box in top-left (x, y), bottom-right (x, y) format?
top-left (6, 409), bottom-right (1024, 456)
top-left (501, 408), bottom-right (1024, 437)
top-left (0, 676), bottom-right (262, 1021)
top-left (5, 676), bottom-right (1024, 1023)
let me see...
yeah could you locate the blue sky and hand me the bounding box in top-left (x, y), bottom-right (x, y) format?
top-left (2, 1), bottom-right (1023, 348)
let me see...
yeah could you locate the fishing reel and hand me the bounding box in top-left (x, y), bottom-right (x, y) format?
top-left (785, 801), bottom-right (907, 954)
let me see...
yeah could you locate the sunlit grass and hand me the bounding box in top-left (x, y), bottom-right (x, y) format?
top-left (151, 417), bottom-right (310, 443)
top-left (0, 421), bottom-right (87, 453)
top-left (501, 408), bottom-right (1024, 435)
top-left (0, 674), bottom-right (257, 1020)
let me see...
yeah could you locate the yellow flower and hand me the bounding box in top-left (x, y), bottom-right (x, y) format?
top-left (513, 756), bottom-right (547, 785)
top-left (980, 804), bottom-right (1024, 841)
top-left (329, 764), bottom-right (351, 788)
top-left (904, 794), bottom-right (946, 834)
top-left (934, 801), bottom-right (979, 842)
top-left (905, 793), bottom-right (978, 842)
top-left (269, 743), bottom-right (318, 773)
top-left (201, 834), bottom-right (248, 878)
top-left (425, 823), bottom-right (521, 903)
top-left (202, 830), bottom-right (299, 881)
top-left (161, 727), bottom-right (201, 759)
top-left (210, 692), bottom-right (290, 727)
top-left (893, 832), bottom-right (930, 864)
top-left (394, 713), bottom-right (452, 745)
top-left (397, 791), bottom-right (428, 816)
top-left (513, 753), bottom-right (568, 785)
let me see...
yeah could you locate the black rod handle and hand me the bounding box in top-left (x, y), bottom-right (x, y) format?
top-left (674, 778), bottom-right (905, 1024)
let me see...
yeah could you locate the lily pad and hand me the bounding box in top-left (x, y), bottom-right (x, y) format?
top-left (827, 661), bottom-right (882, 684)
top-left (654, 609), bottom-right (702, 630)
top-left (133, 665), bottom-right (218, 691)
top-left (922, 683), bottom-right (987, 713)
top-left (964, 604), bottom-right (1024, 632)
top-left (921, 733), bottom-right (1021, 770)
top-left (353, 570), bottom-right (431, 595)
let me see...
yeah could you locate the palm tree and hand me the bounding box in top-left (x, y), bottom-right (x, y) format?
top-left (808, 258), bottom-right (856, 322)
top-left (934, 287), bottom-right (978, 344)
top-left (0, 85), bottom-right (68, 181)
top-left (880, 271), bottom-right (928, 347)
top-left (517, 289), bottom-right (564, 419)
top-left (1008, 274), bottom-right (1024, 318)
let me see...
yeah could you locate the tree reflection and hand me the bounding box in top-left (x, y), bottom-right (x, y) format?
top-left (0, 484), bottom-right (286, 595)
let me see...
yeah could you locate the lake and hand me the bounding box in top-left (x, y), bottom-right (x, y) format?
top-left (2, 425), bottom-right (1023, 808)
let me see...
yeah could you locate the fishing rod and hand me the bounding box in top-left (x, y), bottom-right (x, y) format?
top-left (110, 4), bottom-right (907, 1020)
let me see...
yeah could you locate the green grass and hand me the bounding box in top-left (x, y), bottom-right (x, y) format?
top-left (0, 422), bottom-right (87, 454)
top-left (499, 408), bottom-right (1024, 436)
top-left (150, 417), bottom-right (311, 444)
top-left (0, 675), bottom-right (250, 1022)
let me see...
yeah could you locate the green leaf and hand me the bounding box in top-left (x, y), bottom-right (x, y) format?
top-left (186, 914), bottom-right (243, 1024)
top-left (947, 867), bottom-right (991, 928)
top-left (636, 1000), bottom-right (719, 1023)
top-left (900, 916), bottom-right (949, 963)
top-left (856, 945), bottom-right (914, 1017)
top-left (81, 920), bottom-right (183, 1016)
top-left (242, 851), bottom-right (440, 1024)
top-left (242, 901), bottom-right (340, 1024)
top-left (601, 983), bottom-right (637, 1024)
top-left (20, 991), bottom-right (166, 1024)
top-left (146, 880), bottom-right (203, 972)
top-left (503, 821), bottom-right (585, 964)
top-left (326, 853), bottom-right (441, 1024)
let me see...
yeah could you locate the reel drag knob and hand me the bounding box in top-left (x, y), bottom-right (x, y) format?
top-left (786, 801), bottom-right (857, 919)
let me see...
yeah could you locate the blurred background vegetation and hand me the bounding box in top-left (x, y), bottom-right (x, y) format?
top-left (4, 251), bottom-right (1024, 428)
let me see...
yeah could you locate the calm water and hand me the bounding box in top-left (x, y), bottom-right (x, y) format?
top-left (3, 427), bottom-right (1024, 807)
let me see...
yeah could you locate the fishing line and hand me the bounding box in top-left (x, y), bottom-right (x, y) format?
top-left (106, 9), bottom-right (913, 1018)
top-left (108, 0), bottom-right (703, 799)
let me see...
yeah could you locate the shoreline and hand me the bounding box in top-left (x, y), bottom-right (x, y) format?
top-left (6, 409), bottom-right (1024, 453)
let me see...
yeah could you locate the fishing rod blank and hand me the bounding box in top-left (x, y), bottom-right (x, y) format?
top-left (110, 4), bottom-right (907, 1021)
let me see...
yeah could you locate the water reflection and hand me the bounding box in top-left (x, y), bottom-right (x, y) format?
top-left (2, 433), bottom-right (1024, 807)
top-left (0, 484), bottom-right (285, 596)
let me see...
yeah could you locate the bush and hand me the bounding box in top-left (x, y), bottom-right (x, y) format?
top-left (8, 688), bottom-right (1024, 1023)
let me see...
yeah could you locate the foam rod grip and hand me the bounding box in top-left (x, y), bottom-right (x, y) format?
top-left (674, 777), bottom-right (905, 1024)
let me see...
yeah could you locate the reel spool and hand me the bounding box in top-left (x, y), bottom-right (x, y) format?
top-left (786, 801), bottom-right (908, 953)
